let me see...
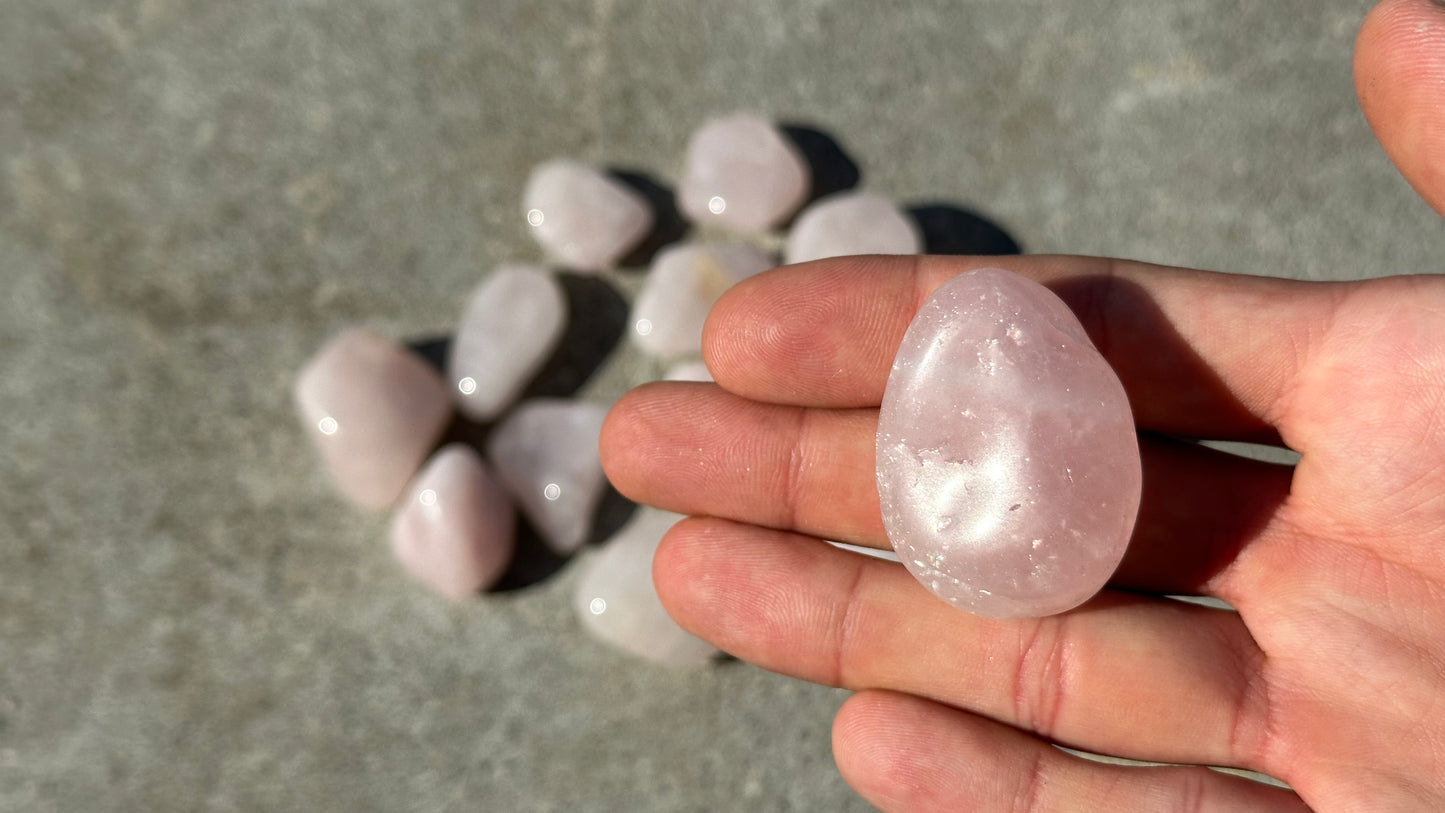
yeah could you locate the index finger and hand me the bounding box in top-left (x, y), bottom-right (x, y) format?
top-left (702, 254), bottom-right (1346, 441)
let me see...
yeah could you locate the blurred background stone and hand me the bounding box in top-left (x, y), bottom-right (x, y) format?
top-left (487, 399), bottom-right (609, 555)
top-left (390, 444), bottom-right (516, 600)
top-left (784, 192), bottom-right (923, 264)
top-left (677, 114), bottom-right (811, 233)
top-left (2, 2), bottom-right (1441, 811)
top-left (523, 159), bottom-right (654, 271)
top-left (630, 242), bottom-right (774, 359)
top-left (448, 265), bottom-right (567, 421)
top-left (573, 508), bottom-right (718, 669)
top-left (293, 329), bottom-right (453, 510)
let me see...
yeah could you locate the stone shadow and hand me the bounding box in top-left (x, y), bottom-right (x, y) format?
top-left (905, 203), bottom-right (1022, 255)
top-left (609, 169), bottom-right (690, 269)
top-left (779, 123), bottom-right (862, 208)
top-left (519, 272), bottom-right (630, 401)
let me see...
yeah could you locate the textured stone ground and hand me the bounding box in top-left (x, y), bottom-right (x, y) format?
top-left (2, 1), bottom-right (1441, 810)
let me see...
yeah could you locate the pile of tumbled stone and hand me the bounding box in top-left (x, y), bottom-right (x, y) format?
top-left (293, 113), bottom-right (922, 668)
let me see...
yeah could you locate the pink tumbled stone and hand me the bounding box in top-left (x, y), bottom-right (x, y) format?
top-left (677, 115), bottom-right (810, 233)
top-left (449, 265), bottom-right (567, 421)
top-left (390, 444), bottom-right (515, 600)
top-left (523, 159), bottom-right (653, 272)
top-left (573, 508), bottom-right (717, 668)
top-left (631, 243), bottom-right (774, 359)
top-left (486, 399), bottom-right (608, 554)
top-left (876, 268), bottom-right (1141, 618)
top-left (294, 329), bottom-right (453, 510)
top-left (784, 193), bottom-right (922, 265)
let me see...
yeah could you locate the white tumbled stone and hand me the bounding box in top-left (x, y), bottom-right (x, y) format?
top-left (664, 360), bottom-right (713, 382)
top-left (631, 243), bottom-right (774, 359)
top-left (390, 444), bottom-right (515, 600)
top-left (876, 268), bottom-right (1141, 619)
top-left (574, 508), bottom-right (717, 668)
top-left (523, 159), bottom-right (653, 272)
top-left (784, 193), bottom-right (923, 265)
top-left (486, 399), bottom-right (608, 554)
top-left (449, 265), bottom-right (567, 421)
top-left (677, 114), bottom-right (810, 233)
top-left (293, 329), bottom-right (452, 510)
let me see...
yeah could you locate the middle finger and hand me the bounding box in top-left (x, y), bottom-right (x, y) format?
top-left (601, 381), bottom-right (1296, 598)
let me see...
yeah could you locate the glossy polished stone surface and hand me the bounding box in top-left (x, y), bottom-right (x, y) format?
top-left (677, 114), bottom-right (810, 233)
top-left (449, 265), bottom-right (567, 421)
top-left (523, 159), bottom-right (653, 272)
top-left (486, 399), bottom-right (608, 554)
top-left (293, 329), bottom-right (453, 510)
top-left (390, 444), bottom-right (515, 600)
top-left (574, 508), bottom-right (718, 668)
top-left (876, 268), bottom-right (1141, 618)
top-left (784, 192), bottom-right (923, 264)
top-left (631, 243), bottom-right (774, 359)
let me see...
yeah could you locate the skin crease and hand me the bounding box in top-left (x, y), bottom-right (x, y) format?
top-left (600, 1), bottom-right (1445, 810)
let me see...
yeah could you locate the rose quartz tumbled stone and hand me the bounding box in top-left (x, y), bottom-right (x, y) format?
top-left (294, 329), bottom-right (452, 510)
top-left (784, 193), bottom-right (922, 265)
top-left (449, 265), bottom-right (567, 421)
top-left (486, 399), bottom-right (608, 554)
top-left (677, 115), bottom-right (810, 233)
top-left (631, 243), bottom-right (774, 359)
top-left (574, 508), bottom-right (717, 668)
top-left (523, 159), bottom-right (653, 272)
top-left (390, 444), bottom-right (515, 600)
top-left (876, 268), bottom-right (1141, 618)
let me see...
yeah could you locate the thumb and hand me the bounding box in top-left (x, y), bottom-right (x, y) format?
top-left (1356, 0), bottom-right (1445, 216)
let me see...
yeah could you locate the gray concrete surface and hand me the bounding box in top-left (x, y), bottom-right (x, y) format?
top-left (2, 1), bottom-right (1441, 810)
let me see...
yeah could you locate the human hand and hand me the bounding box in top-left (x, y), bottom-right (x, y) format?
top-left (600, 2), bottom-right (1445, 809)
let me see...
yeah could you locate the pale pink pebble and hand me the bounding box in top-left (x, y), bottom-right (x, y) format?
top-left (294, 329), bottom-right (452, 510)
top-left (390, 444), bottom-right (515, 599)
top-left (664, 360), bottom-right (713, 382)
top-left (449, 265), bottom-right (567, 421)
top-left (784, 193), bottom-right (922, 265)
top-left (876, 268), bottom-right (1141, 618)
top-left (486, 399), bottom-right (608, 554)
top-left (630, 243), bottom-right (774, 359)
top-left (574, 508), bottom-right (717, 668)
top-left (677, 114), bottom-right (810, 233)
top-left (523, 159), bottom-right (653, 272)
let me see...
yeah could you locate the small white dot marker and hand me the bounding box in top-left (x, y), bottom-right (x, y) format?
top-left (419, 488), bottom-right (437, 506)
top-left (543, 483), bottom-right (561, 501)
top-left (458, 376), bottom-right (477, 395)
top-left (707, 195), bottom-right (726, 214)
top-left (317, 416), bottom-right (338, 435)
top-left (588, 597), bottom-right (606, 615)
top-left (526, 208), bottom-right (545, 227)
top-left (635, 318), bottom-right (653, 336)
